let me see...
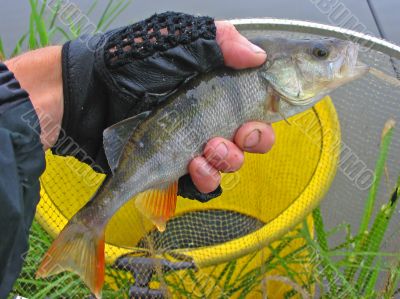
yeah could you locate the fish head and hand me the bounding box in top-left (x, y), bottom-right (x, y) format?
top-left (253, 36), bottom-right (369, 106)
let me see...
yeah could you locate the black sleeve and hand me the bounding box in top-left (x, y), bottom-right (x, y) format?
top-left (0, 62), bottom-right (45, 297)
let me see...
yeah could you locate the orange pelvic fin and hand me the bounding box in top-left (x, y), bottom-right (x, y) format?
top-left (36, 221), bottom-right (105, 299)
top-left (135, 181), bottom-right (178, 232)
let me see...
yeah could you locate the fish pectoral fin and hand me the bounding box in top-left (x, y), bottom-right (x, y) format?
top-left (266, 89), bottom-right (291, 125)
top-left (278, 108), bottom-right (291, 125)
top-left (135, 182), bottom-right (178, 232)
top-left (36, 221), bottom-right (106, 299)
top-left (103, 111), bottom-right (151, 174)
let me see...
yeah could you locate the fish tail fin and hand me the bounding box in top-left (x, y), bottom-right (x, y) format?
top-left (36, 220), bottom-right (105, 299)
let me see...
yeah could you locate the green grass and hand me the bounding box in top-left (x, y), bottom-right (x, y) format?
top-left (4, 2), bottom-right (400, 298)
top-left (0, 37), bottom-right (5, 60)
top-left (28, 0), bottom-right (49, 49)
top-left (1, 0), bottom-right (133, 58)
top-left (9, 221), bottom-right (132, 299)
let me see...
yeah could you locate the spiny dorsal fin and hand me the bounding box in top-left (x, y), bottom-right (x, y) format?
top-left (103, 111), bottom-right (151, 174)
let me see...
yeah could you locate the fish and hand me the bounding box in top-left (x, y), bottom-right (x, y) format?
top-left (36, 35), bottom-right (368, 298)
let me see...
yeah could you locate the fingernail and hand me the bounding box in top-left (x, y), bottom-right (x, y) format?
top-left (249, 43), bottom-right (266, 54)
top-left (197, 161), bottom-right (216, 177)
top-left (244, 129), bottom-right (261, 148)
top-left (214, 142), bottom-right (228, 160)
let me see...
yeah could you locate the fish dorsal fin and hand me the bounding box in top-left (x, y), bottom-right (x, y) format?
top-left (103, 111), bottom-right (151, 174)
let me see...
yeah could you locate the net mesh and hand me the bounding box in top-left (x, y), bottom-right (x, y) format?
top-left (9, 24), bottom-right (400, 299)
top-left (137, 210), bottom-right (265, 250)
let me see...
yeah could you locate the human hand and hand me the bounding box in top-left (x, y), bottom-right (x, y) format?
top-left (17, 12), bottom-right (275, 201)
top-left (187, 21), bottom-right (274, 194)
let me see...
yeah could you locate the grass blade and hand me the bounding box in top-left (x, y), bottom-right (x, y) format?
top-left (54, 27), bottom-right (73, 41)
top-left (100, 0), bottom-right (133, 31)
top-left (236, 252), bottom-right (258, 281)
top-left (300, 220), bottom-right (356, 297)
top-left (86, 0), bottom-right (100, 17)
top-left (39, 0), bottom-right (47, 17)
top-left (0, 37), bottom-right (5, 60)
top-left (363, 256), bottom-right (383, 297)
top-left (223, 260), bottom-right (237, 289)
top-left (267, 244), bottom-right (298, 283)
top-left (359, 119), bottom-right (395, 235)
top-left (99, 0), bottom-right (124, 27)
top-left (31, 274), bottom-right (76, 299)
top-left (96, 0), bottom-right (113, 30)
top-left (11, 33), bottom-right (28, 57)
top-left (29, 0), bottom-right (49, 47)
top-left (312, 208), bottom-right (329, 251)
top-left (207, 263), bottom-right (231, 295)
top-left (345, 119), bottom-right (395, 285)
top-left (29, 14), bottom-right (37, 50)
top-left (49, 0), bottom-right (63, 29)
top-left (67, 16), bottom-right (79, 38)
top-left (383, 258), bottom-right (400, 299)
top-left (357, 180), bottom-right (400, 292)
top-left (311, 209), bottom-right (340, 295)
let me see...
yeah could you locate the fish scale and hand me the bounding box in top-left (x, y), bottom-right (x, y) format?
top-left (105, 68), bottom-right (266, 212)
top-left (36, 36), bottom-right (368, 298)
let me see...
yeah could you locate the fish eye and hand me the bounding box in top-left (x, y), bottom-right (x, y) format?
top-left (312, 44), bottom-right (330, 59)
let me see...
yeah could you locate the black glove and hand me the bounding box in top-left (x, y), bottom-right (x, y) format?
top-left (52, 12), bottom-right (224, 202)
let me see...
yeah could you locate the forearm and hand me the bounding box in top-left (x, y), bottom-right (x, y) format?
top-left (5, 46), bottom-right (63, 150)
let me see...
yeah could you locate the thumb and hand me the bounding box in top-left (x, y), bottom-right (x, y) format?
top-left (215, 21), bottom-right (267, 69)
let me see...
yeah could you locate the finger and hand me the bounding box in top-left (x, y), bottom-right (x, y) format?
top-left (215, 21), bottom-right (267, 69)
top-left (234, 122), bottom-right (275, 153)
top-left (188, 156), bottom-right (221, 193)
top-left (203, 137), bottom-right (244, 172)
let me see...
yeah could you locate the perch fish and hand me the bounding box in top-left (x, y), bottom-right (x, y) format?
top-left (36, 36), bottom-right (368, 298)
